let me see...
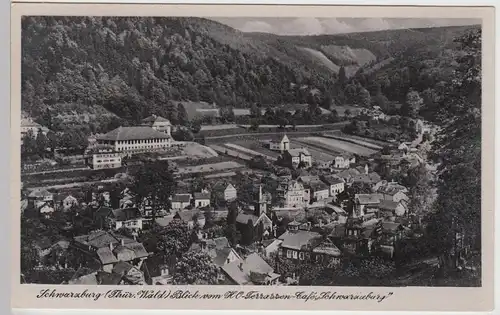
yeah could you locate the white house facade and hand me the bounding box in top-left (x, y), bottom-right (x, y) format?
top-left (96, 126), bottom-right (172, 155)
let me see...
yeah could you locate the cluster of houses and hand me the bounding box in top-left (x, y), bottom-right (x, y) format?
top-left (22, 120), bottom-right (427, 286)
top-left (23, 147), bottom-right (416, 285)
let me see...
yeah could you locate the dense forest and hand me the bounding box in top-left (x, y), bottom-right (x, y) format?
top-left (21, 16), bottom-right (479, 134)
top-left (21, 16), bottom-right (336, 127)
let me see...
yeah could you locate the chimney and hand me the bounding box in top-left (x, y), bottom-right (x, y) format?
top-left (109, 242), bottom-right (114, 251)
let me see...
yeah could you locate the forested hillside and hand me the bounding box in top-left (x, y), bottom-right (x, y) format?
top-left (21, 16), bottom-right (337, 131)
top-left (21, 16), bottom-right (480, 133)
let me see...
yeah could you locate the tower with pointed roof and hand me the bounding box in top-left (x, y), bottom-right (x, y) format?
top-left (254, 184), bottom-right (267, 217)
top-left (281, 134), bottom-right (290, 153)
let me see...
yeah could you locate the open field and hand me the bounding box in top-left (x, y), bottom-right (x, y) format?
top-left (320, 134), bottom-right (384, 150)
top-left (335, 133), bottom-right (392, 147)
top-left (231, 140), bottom-right (283, 158)
top-left (292, 139), bottom-right (342, 156)
top-left (224, 143), bottom-right (277, 162)
top-left (198, 122), bottom-right (349, 139)
top-left (298, 136), bottom-right (378, 156)
top-left (178, 142), bottom-right (219, 158)
top-left (26, 178), bottom-right (120, 191)
top-left (200, 124), bottom-right (240, 131)
top-left (289, 140), bottom-right (337, 162)
top-left (238, 124), bottom-right (324, 129)
top-left (208, 145), bottom-right (253, 161)
top-left (176, 161), bottom-right (244, 175)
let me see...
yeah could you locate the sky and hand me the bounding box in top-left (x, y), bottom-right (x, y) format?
top-left (211, 17), bottom-right (481, 35)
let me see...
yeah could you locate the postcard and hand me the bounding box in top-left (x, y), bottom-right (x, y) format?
top-left (10, 2), bottom-right (495, 312)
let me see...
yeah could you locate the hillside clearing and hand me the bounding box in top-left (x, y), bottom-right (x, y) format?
top-left (298, 47), bottom-right (340, 73)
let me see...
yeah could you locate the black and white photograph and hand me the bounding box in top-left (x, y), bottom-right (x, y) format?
top-left (18, 12), bottom-right (484, 290)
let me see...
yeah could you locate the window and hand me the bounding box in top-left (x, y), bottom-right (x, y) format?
top-left (299, 252), bottom-right (305, 260)
top-left (292, 251), bottom-right (298, 259)
top-left (286, 250), bottom-right (292, 258)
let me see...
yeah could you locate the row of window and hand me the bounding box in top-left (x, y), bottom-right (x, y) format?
top-left (282, 249), bottom-right (341, 264)
top-left (95, 154), bottom-right (118, 158)
top-left (125, 220), bottom-right (139, 227)
top-left (96, 158), bottom-right (121, 163)
top-left (116, 145), bottom-right (168, 152)
top-left (117, 139), bottom-right (169, 144)
top-left (94, 163), bottom-right (121, 169)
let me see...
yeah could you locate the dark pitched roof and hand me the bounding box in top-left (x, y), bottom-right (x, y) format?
top-left (286, 148), bottom-right (311, 157)
top-left (312, 241), bottom-right (342, 256)
top-left (112, 208), bottom-right (142, 221)
top-left (382, 222), bottom-right (403, 233)
top-left (279, 230), bottom-right (322, 250)
top-left (172, 194), bottom-right (191, 203)
top-left (213, 247), bottom-right (235, 267)
top-left (96, 247), bottom-right (119, 265)
top-left (352, 172), bottom-right (382, 184)
top-left (194, 192), bottom-right (211, 200)
top-left (28, 189), bottom-right (52, 198)
top-left (175, 209), bottom-right (203, 222)
top-left (112, 261), bottom-right (135, 276)
top-left (379, 200), bottom-right (401, 211)
top-left (141, 115), bottom-right (171, 124)
top-left (73, 231), bottom-right (148, 263)
top-left (330, 224), bottom-right (346, 238)
top-left (321, 175), bottom-right (345, 185)
top-left (97, 126), bottom-right (171, 141)
top-left (298, 175), bottom-right (321, 184)
top-left (236, 213), bottom-right (260, 225)
top-left (221, 260), bottom-right (251, 285)
top-left (307, 181), bottom-right (329, 191)
top-left (355, 194), bottom-right (383, 205)
top-left (221, 253), bottom-right (277, 285)
top-left (97, 271), bottom-right (123, 285)
top-left (94, 207), bottom-right (113, 218)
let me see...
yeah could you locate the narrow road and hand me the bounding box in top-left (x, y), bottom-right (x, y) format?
top-left (22, 166), bottom-right (89, 176)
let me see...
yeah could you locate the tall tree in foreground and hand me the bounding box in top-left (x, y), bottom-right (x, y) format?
top-left (172, 251), bottom-right (219, 285)
top-left (131, 161), bottom-right (176, 221)
top-left (157, 220), bottom-right (192, 259)
top-left (426, 28), bottom-right (481, 274)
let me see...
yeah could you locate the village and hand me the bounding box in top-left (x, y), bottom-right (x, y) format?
top-left (20, 104), bottom-right (442, 286)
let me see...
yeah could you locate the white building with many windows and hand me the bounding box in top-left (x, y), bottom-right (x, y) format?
top-left (96, 126), bottom-right (172, 155)
top-left (85, 144), bottom-right (122, 170)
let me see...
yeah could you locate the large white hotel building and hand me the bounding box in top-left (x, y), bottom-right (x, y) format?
top-left (95, 115), bottom-right (173, 155)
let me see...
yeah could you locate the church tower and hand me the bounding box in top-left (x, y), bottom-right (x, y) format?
top-left (254, 184), bottom-right (267, 217)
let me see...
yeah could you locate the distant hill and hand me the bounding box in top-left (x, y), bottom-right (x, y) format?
top-left (21, 16), bottom-right (479, 132)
